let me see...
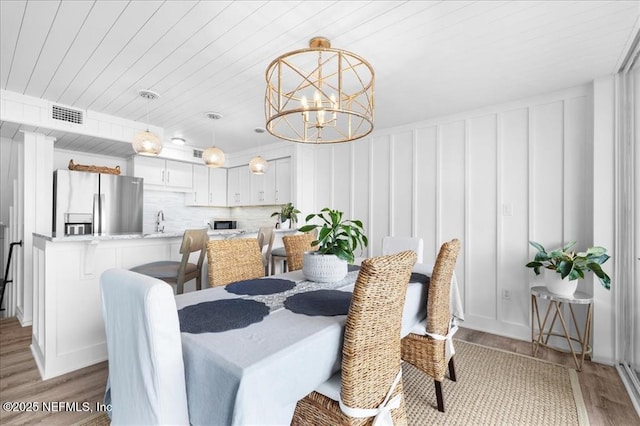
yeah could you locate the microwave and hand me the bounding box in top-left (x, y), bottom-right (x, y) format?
top-left (213, 220), bottom-right (237, 230)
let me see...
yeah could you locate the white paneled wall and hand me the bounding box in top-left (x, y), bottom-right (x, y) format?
top-left (310, 85), bottom-right (595, 341)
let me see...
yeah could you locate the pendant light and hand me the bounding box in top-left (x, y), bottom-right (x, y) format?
top-left (249, 127), bottom-right (268, 175)
top-left (203, 112), bottom-right (225, 168)
top-left (265, 36), bottom-right (374, 144)
top-left (132, 90), bottom-right (163, 156)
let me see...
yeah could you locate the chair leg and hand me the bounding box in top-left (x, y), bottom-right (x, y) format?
top-left (434, 380), bottom-right (444, 412)
top-left (448, 357), bottom-right (456, 382)
top-left (196, 275), bottom-right (202, 291)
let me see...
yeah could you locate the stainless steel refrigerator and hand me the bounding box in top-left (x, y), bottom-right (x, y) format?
top-left (53, 169), bottom-right (144, 236)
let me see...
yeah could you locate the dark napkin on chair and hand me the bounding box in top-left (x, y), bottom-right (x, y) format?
top-left (225, 278), bottom-right (296, 296)
top-left (284, 290), bottom-right (352, 316)
top-left (410, 272), bottom-right (430, 284)
top-left (178, 299), bottom-right (270, 333)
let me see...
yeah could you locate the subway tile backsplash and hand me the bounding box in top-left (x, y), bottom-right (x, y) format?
top-left (143, 190), bottom-right (283, 233)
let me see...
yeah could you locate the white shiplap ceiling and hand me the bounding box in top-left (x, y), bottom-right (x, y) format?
top-left (1, 0), bottom-right (638, 157)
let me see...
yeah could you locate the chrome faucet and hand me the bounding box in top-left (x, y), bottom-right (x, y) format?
top-left (155, 210), bottom-right (165, 233)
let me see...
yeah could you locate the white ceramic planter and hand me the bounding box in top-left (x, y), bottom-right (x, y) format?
top-left (302, 252), bottom-right (348, 283)
top-left (545, 270), bottom-right (578, 297)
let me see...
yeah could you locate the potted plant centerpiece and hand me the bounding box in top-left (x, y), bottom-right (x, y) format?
top-left (298, 208), bottom-right (368, 282)
top-left (271, 202), bottom-right (301, 229)
top-left (525, 240), bottom-right (611, 296)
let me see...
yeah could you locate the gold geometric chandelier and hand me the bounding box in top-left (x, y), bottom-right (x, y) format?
top-left (265, 37), bottom-right (374, 144)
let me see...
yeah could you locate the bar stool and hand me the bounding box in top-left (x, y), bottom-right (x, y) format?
top-left (130, 228), bottom-right (209, 294)
top-left (257, 226), bottom-right (276, 276)
top-left (270, 246), bottom-right (287, 275)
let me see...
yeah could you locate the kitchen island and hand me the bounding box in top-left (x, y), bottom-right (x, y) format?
top-left (31, 228), bottom-right (297, 380)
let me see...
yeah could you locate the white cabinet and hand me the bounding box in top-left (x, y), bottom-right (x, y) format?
top-left (209, 167), bottom-right (227, 206)
top-left (226, 157), bottom-right (291, 206)
top-left (132, 156), bottom-right (193, 192)
top-left (186, 165), bottom-right (209, 206)
top-left (227, 166), bottom-right (250, 206)
top-left (187, 165), bottom-right (227, 206)
top-left (250, 165), bottom-right (276, 205)
top-left (249, 157), bottom-right (290, 205)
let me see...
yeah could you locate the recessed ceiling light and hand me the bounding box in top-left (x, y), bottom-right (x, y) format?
top-left (171, 137), bottom-right (186, 145)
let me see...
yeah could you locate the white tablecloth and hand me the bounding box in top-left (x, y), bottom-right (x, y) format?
top-left (175, 265), bottom-right (461, 425)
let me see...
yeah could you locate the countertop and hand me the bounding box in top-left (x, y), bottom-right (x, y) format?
top-left (33, 227), bottom-right (298, 242)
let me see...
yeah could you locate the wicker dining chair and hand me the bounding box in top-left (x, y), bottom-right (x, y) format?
top-left (207, 238), bottom-right (265, 287)
top-left (400, 238), bottom-right (461, 413)
top-left (130, 228), bottom-right (209, 295)
top-left (282, 231), bottom-right (318, 271)
top-left (291, 250), bottom-right (417, 426)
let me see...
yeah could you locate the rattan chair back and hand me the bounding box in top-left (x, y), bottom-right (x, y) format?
top-left (341, 250), bottom-right (416, 417)
top-left (426, 239), bottom-right (460, 338)
top-left (282, 231), bottom-right (317, 271)
top-left (207, 238), bottom-right (265, 287)
top-left (400, 238), bottom-right (460, 413)
top-left (291, 250), bottom-right (416, 425)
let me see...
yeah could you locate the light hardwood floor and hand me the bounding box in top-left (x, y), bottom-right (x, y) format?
top-left (0, 317), bottom-right (638, 425)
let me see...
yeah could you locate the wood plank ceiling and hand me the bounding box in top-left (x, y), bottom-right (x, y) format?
top-left (0, 0), bottom-right (638, 157)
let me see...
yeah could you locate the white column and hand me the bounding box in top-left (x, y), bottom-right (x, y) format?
top-left (18, 131), bottom-right (54, 325)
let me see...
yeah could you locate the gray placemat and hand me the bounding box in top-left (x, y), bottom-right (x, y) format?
top-left (225, 278), bottom-right (296, 296)
top-left (284, 290), bottom-right (352, 316)
top-left (178, 299), bottom-right (270, 333)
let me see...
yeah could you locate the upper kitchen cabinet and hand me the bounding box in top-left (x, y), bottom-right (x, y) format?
top-left (227, 166), bottom-right (250, 206)
top-left (131, 156), bottom-right (193, 192)
top-left (187, 164), bottom-right (209, 205)
top-left (250, 163), bottom-right (276, 205)
top-left (187, 165), bottom-right (227, 206)
top-left (209, 167), bottom-right (227, 206)
top-left (250, 157), bottom-right (291, 205)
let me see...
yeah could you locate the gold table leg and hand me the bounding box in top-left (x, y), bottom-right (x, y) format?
top-left (530, 291), bottom-right (593, 371)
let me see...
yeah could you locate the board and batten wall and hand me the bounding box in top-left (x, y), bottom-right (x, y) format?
top-left (310, 84), bottom-right (600, 346)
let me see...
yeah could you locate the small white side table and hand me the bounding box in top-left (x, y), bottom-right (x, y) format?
top-left (530, 286), bottom-right (593, 371)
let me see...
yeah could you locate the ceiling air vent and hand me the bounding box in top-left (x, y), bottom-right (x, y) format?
top-left (192, 149), bottom-right (203, 159)
top-left (51, 104), bottom-right (84, 125)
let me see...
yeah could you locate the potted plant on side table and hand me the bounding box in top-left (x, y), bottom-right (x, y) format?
top-left (298, 208), bottom-right (368, 282)
top-left (525, 240), bottom-right (611, 296)
top-left (271, 202), bottom-right (301, 229)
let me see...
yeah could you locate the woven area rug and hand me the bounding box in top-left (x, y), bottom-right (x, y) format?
top-left (78, 340), bottom-right (589, 426)
top-left (404, 340), bottom-right (590, 425)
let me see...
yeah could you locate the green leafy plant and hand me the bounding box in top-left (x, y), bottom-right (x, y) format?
top-left (298, 208), bottom-right (368, 264)
top-left (525, 240), bottom-right (611, 290)
top-left (271, 202), bottom-right (301, 224)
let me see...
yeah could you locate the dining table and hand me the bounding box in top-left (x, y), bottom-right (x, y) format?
top-left (174, 262), bottom-right (463, 425)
